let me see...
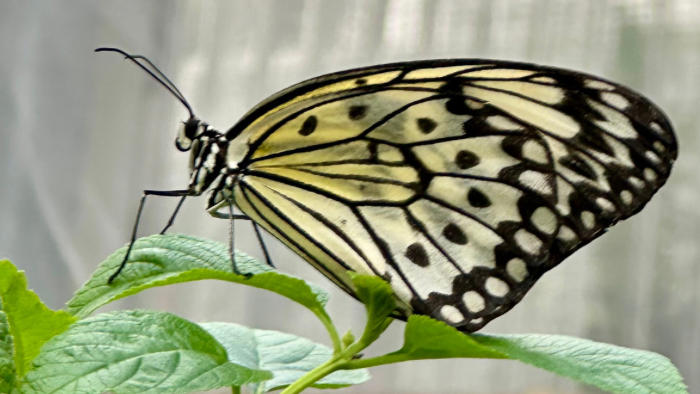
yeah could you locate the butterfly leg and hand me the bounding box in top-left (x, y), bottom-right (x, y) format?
top-left (251, 222), bottom-right (275, 268)
top-left (109, 189), bottom-right (190, 284)
top-left (227, 201), bottom-right (252, 278)
top-left (159, 196), bottom-right (187, 234)
top-left (209, 209), bottom-right (275, 270)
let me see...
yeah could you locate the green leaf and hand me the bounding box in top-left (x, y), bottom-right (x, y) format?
top-left (352, 316), bottom-right (686, 394)
top-left (472, 333), bottom-right (688, 394)
top-left (387, 315), bottom-right (507, 361)
top-left (350, 274), bottom-right (395, 344)
top-left (22, 310), bottom-right (271, 394)
top-left (0, 311), bottom-right (16, 394)
top-left (0, 260), bottom-right (76, 378)
top-left (201, 323), bottom-right (369, 393)
top-left (66, 234), bottom-right (329, 319)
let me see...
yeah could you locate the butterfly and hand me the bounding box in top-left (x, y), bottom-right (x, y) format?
top-left (98, 48), bottom-right (677, 332)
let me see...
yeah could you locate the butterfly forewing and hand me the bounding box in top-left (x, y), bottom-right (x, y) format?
top-left (221, 60), bottom-right (675, 332)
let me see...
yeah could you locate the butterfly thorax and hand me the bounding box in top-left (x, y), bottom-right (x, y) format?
top-left (176, 118), bottom-right (233, 197)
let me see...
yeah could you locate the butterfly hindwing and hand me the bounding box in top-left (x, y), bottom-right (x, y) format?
top-left (217, 60), bottom-right (675, 332)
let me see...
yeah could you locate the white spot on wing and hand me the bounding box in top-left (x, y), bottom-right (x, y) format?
top-left (463, 291), bottom-right (485, 313)
top-left (472, 80), bottom-right (565, 105)
top-left (650, 122), bottom-right (665, 136)
top-left (519, 170), bottom-right (553, 194)
top-left (485, 277), bottom-right (509, 297)
top-left (620, 190), bottom-right (633, 205)
top-left (531, 206), bottom-right (557, 234)
top-left (588, 99), bottom-right (638, 139)
top-left (601, 92), bottom-right (630, 110)
top-left (461, 68), bottom-right (536, 79)
top-left (531, 76), bottom-right (557, 84)
top-left (440, 305), bottom-right (465, 324)
top-left (466, 99), bottom-right (485, 110)
top-left (487, 115), bottom-right (523, 131)
top-left (521, 140), bottom-right (549, 164)
top-left (653, 141), bottom-right (665, 152)
top-left (645, 151), bottom-right (661, 164)
top-left (506, 258), bottom-right (528, 282)
top-left (585, 79), bottom-right (615, 90)
top-left (581, 211), bottom-right (595, 229)
top-left (557, 226), bottom-right (577, 242)
top-left (464, 86), bottom-right (581, 138)
top-left (629, 177), bottom-right (645, 189)
top-left (596, 198), bottom-right (615, 212)
top-left (644, 168), bottom-right (657, 182)
top-left (554, 175), bottom-right (574, 216)
top-left (514, 229), bottom-right (542, 255)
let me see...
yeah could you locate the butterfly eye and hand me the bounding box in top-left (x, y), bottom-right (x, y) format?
top-left (175, 118), bottom-right (201, 151)
top-left (184, 117), bottom-right (201, 139)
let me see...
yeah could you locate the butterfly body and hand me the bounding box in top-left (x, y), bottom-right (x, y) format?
top-left (119, 53), bottom-right (677, 332)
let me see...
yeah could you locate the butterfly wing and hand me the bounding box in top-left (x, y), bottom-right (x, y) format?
top-left (223, 60), bottom-right (676, 332)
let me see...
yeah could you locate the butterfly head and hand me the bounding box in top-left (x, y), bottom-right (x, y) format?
top-left (175, 116), bottom-right (202, 152)
top-left (94, 48), bottom-right (236, 197)
top-left (176, 118), bottom-right (229, 195)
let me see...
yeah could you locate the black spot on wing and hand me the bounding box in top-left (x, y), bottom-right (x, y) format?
top-left (467, 188), bottom-right (491, 208)
top-left (442, 223), bottom-right (468, 245)
top-left (368, 141), bottom-right (379, 162)
top-left (405, 243), bottom-right (430, 267)
top-left (416, 117), bottom-right (438, 134)
top-left (445, 98), bottom-right (473, 116)
top-left (559, 155), bottom-right (597, 180)
top-left (349, 105), bottom-right (369, 120)
top-left (455, 150), bottom-right (480, 169)
top-left (299, 116), bottom-right (318, 136)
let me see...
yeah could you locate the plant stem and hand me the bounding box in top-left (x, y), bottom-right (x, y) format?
top-left (315, 309), bottom-right (342, 354)
top-left (279, 356), bottom-right (344, 394)
top-left (231, 386), bottom-right (241, 394)
top-left (342, 353), bottom-right (413, 369)
top-left (279, 329), bottom-right (377, 394)
top-left (284, 277), bottom-right (397, 392)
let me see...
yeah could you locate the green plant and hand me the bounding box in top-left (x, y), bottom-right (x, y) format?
top-left (0, 234), bottom-right (688, 394)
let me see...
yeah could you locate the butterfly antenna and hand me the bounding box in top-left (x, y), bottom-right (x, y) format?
top-left (131, 55), bottom-right (188, 104)
top-left (95, 47), bottom-right (195, 119)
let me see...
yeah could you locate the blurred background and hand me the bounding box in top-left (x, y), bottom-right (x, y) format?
top-left (1, 1), bottom-right (698, 393)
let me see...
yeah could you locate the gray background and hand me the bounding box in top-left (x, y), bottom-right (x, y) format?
top-left (1, 1), bottom-right (699, 393)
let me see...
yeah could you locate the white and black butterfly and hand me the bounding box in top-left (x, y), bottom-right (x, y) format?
top-left (100, 48), bottom-right (676, 332)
